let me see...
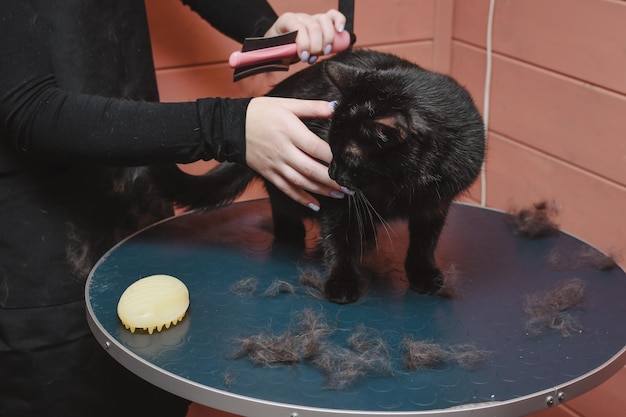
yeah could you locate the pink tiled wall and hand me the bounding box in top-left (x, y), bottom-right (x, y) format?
top-left (450, 0), bottom-right (625, 262)
top-left (144, 1), bottom-right (626, 416)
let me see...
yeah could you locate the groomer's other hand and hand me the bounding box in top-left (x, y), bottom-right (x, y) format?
top-left (245, 97), bottom-right (346, 211)
top-left (265, 9), bottom-right (346, 64)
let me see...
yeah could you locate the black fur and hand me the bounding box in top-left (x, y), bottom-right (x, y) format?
top-left (151, 49), bottom-right (486, 304)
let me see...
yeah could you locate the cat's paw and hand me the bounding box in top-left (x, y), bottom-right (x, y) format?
top-left (323, 276), bottom-right (362, 304)
top-left (408, 268), bottom-right (443, 295)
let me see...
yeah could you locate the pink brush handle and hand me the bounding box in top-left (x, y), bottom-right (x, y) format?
top-left (229, 31), bottom-right (351, 69)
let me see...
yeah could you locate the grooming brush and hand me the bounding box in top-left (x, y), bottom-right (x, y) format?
top-left (229, 30), bottom-right (354, 81)
top-left (117, 274), bottom-right (189, 334)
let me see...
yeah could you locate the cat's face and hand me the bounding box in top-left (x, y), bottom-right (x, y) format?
top-left (325, 63), bottom-right (431, 192)
top-left (327, 108), bottom-right (410, 190)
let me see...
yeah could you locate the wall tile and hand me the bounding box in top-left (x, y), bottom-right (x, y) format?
top-left (486, 133), bottom-right (626, 257)
top-left (145, 0), bottom-right (240, 69)
top-left (454, 0), bottom-right (626, 94)
top-left (452, 44), bottom-right (626, 186)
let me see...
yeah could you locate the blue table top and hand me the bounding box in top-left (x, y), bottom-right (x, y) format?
top-left (86, 199), bottom-right (626, 416)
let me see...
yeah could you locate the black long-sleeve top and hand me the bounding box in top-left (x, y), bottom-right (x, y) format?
top-left (0, 0), bottom-right (277, 351)
top-left (0, 0), bottom-right (277, 167)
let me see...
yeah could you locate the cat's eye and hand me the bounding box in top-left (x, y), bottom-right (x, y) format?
top-left (368, 115), bottom-right (408, 145)
top-left (370, 122), bottom-right (399, 147)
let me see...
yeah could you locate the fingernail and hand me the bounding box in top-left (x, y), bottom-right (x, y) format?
top-left (340, 186), bottom-right (355, 196)
top-left (337, 24), bottom-right (345, 33)
top-left (307, 202), bottom-right (321, 212)
top-left (308, 55), bottom-right (318, 65)
top-left (330, 190), bottom-right (345, 199)
top-left (324, 44), bottom-right (333, 55)
top-left (300, 51), bottom-right (310, 63)
top-left (328, 100), bottom-right (339, 110)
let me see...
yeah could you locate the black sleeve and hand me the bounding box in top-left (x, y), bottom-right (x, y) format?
top-left (0, 0), bottom-right (251, 167)
top-left (181, 0), bottom-right (279, 42)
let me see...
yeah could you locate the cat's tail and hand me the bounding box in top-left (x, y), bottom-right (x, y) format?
top-left (148, 162), bottom-right (257, 210)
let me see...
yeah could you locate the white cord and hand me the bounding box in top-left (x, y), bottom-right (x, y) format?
top-left (481, 0), bottom-right (496, 207)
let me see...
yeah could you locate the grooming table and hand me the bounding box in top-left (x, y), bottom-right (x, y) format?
top-left (86, 199), bottom-right (626, 416)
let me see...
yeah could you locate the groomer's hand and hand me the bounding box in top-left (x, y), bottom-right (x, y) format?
top-left (245, 97), bottom-right (346, 211)
top-left (265, 9), bottom-right (346, 64)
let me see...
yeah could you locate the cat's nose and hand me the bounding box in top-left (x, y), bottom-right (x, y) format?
top-left (329, 162), bottom-right (355, 189)
top-left (328, 161), bottom-right (341, 182)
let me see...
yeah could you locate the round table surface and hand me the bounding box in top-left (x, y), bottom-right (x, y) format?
top-left (86, 199), bottom-right (626, 417)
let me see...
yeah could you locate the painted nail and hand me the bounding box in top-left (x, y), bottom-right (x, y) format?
top-left (308, 55), bottom-right (318, 65)
top-left (330, 190), bottom-right (345, 199)
top-left (341, 186), bottom-right (355, 196)
top-left (300, 51), bottom-right (310, 63)
top-left (328, 100), bottom-right (339, 110)
top-left (307, 202), bottom-right (321, 212)
top-left (324, 44), bottom-right (333, 55)
top-left (337, 24), bottom-right (345, 33)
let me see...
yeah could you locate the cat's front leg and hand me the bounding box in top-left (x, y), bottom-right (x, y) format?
top-left (268, 188), bottom-right (307, 246)
top-left (405, 202), bottom-right (450, 294)
top-left (319, 208), bottom-right (363, 304)
top-left (324, 263), bottom-right (362, 304)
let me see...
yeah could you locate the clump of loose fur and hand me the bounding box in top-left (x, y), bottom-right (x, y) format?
top-left (402, 338), bottom-right (487, 370)
top-left (449, 343), bottom-right (490, 368)
top-left (223, 371), bottom-right (237, 388)
top-left (548, 247), bottom-right (619, 271)
top-left (436, 264), bottom-right (462, 298)
top-left (263, 280), bottom-right (296, 297)
top-left (231, 310), bottom-right (396, 389)
top-left (298, 268), bottom-right (326, 300)
top-left (231, 270), bottom-right (326, 300)
top-left (508, 200), bottom-right (560, 238)
top-left (402, 339), bottom-right (449, 370)
top-left (231, 308), bottom-right (488, 389)
top-left (232, 331), bottom-right (300, 365)
top-left (296, 308), bottom-right (333, 359)
top-left (311, 325), bottom-right (394, 389)
top-left (523, 278), bottom-right (586, 337)
top-left (346, 325), bottom-right (394, 375)
top-left (312, 345), bottom-right (393, 390)
top-left (231, 308), bottom-right (332, 366)
top-left (230, 277), bottom-right (258, 296)
top-left (310, 347), bottom-right (369, 390)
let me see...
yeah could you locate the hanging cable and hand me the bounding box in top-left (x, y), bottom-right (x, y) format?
top-left (481, 0), bottom-right (496, 207)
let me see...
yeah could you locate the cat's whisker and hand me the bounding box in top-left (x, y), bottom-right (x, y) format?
top-left (358, 191), bottom-right (379, 253)
top-left (353, 192), bottom-right (368, 262)
top-left (357, 191), bottom-right (395, 252)
top-left (345, 192), bottom-right (361, 260)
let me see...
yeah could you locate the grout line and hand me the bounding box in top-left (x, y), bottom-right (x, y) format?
top-left (452, 38), bottom-right (626, 99)
top-left (489, 129), bottom-right (626, 191)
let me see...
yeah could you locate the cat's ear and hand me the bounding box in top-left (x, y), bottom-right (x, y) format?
top-left (408, 110), bottom-right (432, 137)
top-left (324, 61), bottom-right (364, 92)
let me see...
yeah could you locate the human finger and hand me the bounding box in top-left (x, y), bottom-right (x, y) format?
top-left (299, 11), bottom-right (346, 62)
top-left (266, 168), bottom-right (322, 211)
top-left (285, 141), bottom-right (341, 194)
top-left (276, 99), bottom-right (336, 164)
top-left (278, 97), bottom-right (335, 120)
top-left (325, 9), bottom-right (347, 33)
top-left (315, 16), bottom-right (338, 56)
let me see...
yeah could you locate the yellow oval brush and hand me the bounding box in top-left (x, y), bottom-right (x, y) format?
top-left (117, 274), bottom-right (189, 334)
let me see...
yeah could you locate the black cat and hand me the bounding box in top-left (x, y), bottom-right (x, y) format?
top-left (151, 49), bottom-right (486, 304)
